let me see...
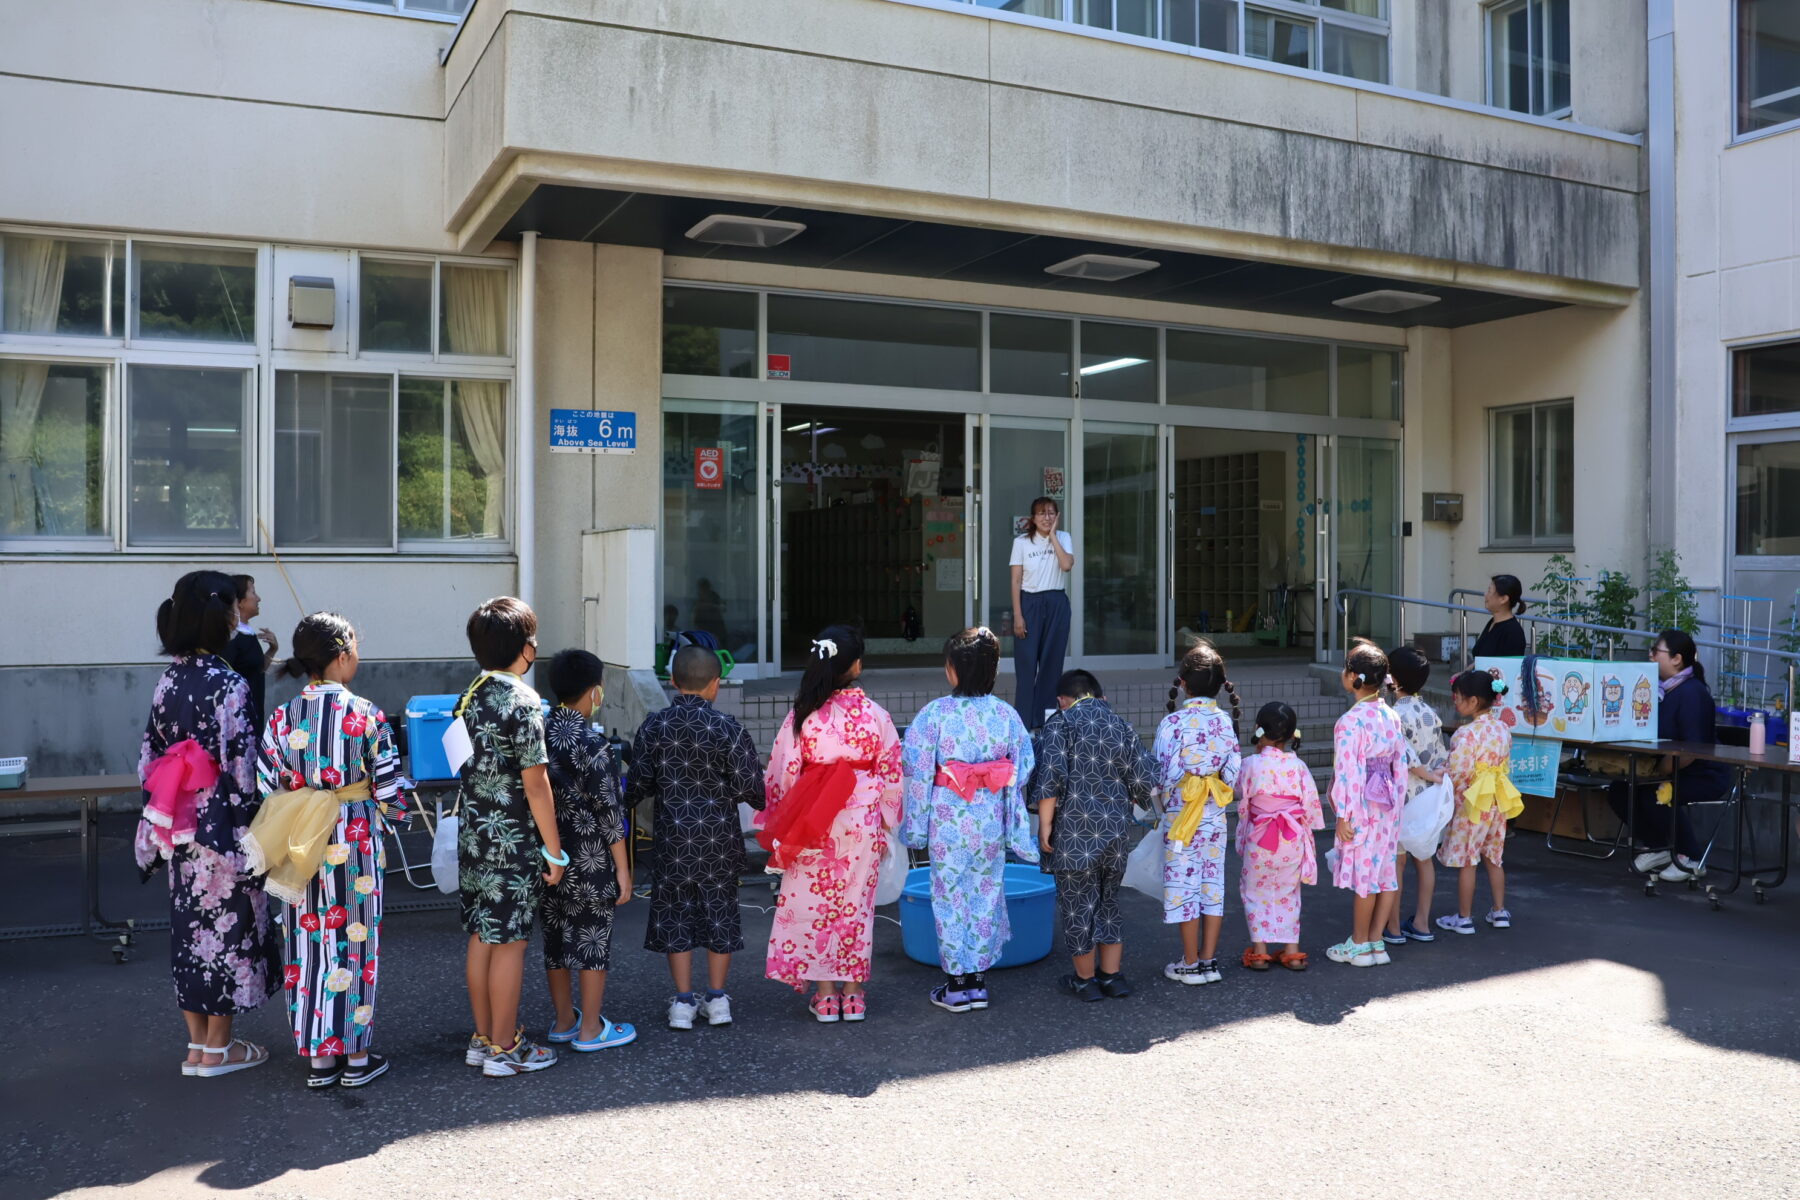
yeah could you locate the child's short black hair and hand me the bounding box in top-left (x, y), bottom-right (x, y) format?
top-left (1252, 700), bottom-right (1300, 751)
top-left (547, 649), bottom-right (604, 703)
top-left (1056, 669), bottom-right (1103, 700)
top-left (1451, 668), bottom-right (1507, 710)
top-left (466, 596), bottom-right (537, 671)
top-left (945, 627), bottom-right (1000, 697)
top-left (280, 612), bottom-right (357, 680)
top-left (671, 644), bottom-right (721, 691)
top-left (1387, 645), bottom-right (1430, 695)
top-left (157, 570), bottom-right (237, 657)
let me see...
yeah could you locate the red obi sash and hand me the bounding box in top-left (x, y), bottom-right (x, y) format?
top-left (759, 758), bottom-right (876, 870)
top-left (140, 738), bottom-right (220, 859)
top-left (1246, 795), bottom-right (1305, 852)
top-left (934, 759), bottom-right (1015, 801)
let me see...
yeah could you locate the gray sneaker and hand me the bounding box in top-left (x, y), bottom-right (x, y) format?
top-left (482, 1037), bottom-right (557, 1077)
top-left (1633, 849), bottom-right (1673, 875)
top-left (668, 996), bottom-right (699, 1030)
top-left (700, 993), bottom-right (733, 1026)
top-left (464, 1034), bottom-right (494, 1068)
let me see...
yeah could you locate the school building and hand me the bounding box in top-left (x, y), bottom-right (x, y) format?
top-left (0, 0), bottom-right (1791, 770)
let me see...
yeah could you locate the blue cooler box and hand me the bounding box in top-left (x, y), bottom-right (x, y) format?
top-left (898, 863), bottom-right (1056, 969)
top-left (405, 692), bottom-right (553, 782)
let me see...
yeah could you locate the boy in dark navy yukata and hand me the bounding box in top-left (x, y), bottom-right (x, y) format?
top-left (1028, 670), bottom-right (1158, 1003)
top-left (630, 646), bottom-right (764, 1031)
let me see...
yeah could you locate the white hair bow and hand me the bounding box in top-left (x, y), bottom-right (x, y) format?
top-left (812, 638), bottom-right (838, 660)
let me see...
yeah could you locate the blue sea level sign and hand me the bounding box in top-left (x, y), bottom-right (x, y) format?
top-left (549, 409), bottom-right (637, 454)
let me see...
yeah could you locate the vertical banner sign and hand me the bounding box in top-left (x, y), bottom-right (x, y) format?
top-left (767, 354), bottom-right (792, 379)
top-left (694, 446), bottom-right (723, 490)
top-left (1509, 736), bottom-right (1560, 799)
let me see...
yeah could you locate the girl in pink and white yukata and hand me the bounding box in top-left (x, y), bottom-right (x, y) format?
top-left (1326, 642), bottom-right (1411, 969)
top-left (1235, 702), bottom-right (1322, 973)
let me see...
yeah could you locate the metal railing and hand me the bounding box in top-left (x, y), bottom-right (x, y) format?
top-left (1446, 585), bottom-right (1728, 636)
top-left (1337, 587), bottom-right (1800, 714)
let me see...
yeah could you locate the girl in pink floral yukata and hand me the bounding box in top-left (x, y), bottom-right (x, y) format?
top-left (1325, 642), bottom-right (1411, 969)
top-left (761, 625), bottom-right (903, 1023)
top-left (1434, 670), bottom-right (1521, 936)
top-left (1235, 702), bottom-right (1322, 973)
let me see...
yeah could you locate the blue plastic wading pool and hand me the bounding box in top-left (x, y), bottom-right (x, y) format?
top-left (897, 863), bottom-right (1057, 969)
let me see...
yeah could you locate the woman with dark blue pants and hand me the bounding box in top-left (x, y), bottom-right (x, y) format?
top-left (1010, 496), bottom-right (1074, 730)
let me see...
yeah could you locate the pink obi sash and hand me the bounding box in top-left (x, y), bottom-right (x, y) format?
top-left (934, 759), bottom-right (1015, 801)
top-left (140, 738), bottom-right (219, 859)
top-left (1246, 795), bottom-right (1306, 852)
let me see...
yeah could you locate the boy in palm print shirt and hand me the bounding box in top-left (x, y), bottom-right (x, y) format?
top-left (539, 650), bottom-right (635, 1052)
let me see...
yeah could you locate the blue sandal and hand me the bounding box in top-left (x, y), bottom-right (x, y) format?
top-left (547, 1007), bottom-right (582, 1043)
top-left (572, 1016), bottom-right (637, 1052)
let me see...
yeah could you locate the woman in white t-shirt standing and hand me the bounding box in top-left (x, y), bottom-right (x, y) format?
top-left (1009, 496), bottom-right (1075, 730)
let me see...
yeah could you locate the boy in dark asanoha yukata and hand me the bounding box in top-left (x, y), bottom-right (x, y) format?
top-left (1028, 669), bottom-right (1158, 1003)
top-left (631, 646), bottom-right (764, 1032)
top-left (456, 597), bottom-right (565, 1077)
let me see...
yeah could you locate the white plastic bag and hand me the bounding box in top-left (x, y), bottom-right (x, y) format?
top-left (1398, 778), bottom-right (1455, 861)
top-left (873, 837), bottom-right (911, 907)
top-left (431, 807), bottom-right (460, 894)
top-left (1122, 825), bottom-right (1164, 900)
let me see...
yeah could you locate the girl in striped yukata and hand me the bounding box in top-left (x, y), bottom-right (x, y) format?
top-left (253, 613), bottom-right (408, 1089)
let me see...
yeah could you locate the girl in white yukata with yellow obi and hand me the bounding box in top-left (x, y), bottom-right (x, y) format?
top-left (1153, 642), bottom-right (1242, 987)
top-left (900, 628), bottom-right (1036, 1015)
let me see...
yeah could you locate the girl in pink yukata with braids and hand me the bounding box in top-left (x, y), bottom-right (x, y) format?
top-left (1325, 641), bottom-right (1411, 969)
top-left (1235, 701), bottom-right (1322, 973)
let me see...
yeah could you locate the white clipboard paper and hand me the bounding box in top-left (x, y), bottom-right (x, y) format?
top-left (442, 717), bottom-right (474, 777)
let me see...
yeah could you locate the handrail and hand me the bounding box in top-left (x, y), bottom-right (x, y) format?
top-left (1446, 586), bottom-right (1728, 634)
top-left (1338, 587), bottom-right (1800, 712)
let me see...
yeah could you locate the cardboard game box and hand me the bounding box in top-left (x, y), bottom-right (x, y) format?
top-left (1472, 657), bottom-right (1658, 742)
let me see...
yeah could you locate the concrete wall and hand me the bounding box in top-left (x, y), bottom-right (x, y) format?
top-left (1427, 0), bottom-right (1646, 135)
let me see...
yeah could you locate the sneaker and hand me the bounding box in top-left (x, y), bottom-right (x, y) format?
top-left (306, 1060), bottom-right (343, 1089)
top-left (464, 1034), bottom-right (496, 1068)
top-left (966, 983), bottom-right (990, 1010)
top-left (1369, 943), bottom-right (1392, 966)
top-left (1399, 918), bottom-right (1435, 943)
top-left (840, 993), bottom-right (866, 1022)
top-left (1325, 938), bottom-right (1376, 966)
top-left (1658, 855), bottom-right (1706, 882)
top-left (809, 993), bottom-right (841, 1023)
top-left (1060, 973), bottom-right (1105, 1002)
top-left (930, 983), bottom-right (975, 1013)
top-left (1485, 908), bottom-right (1512, 929)
top-left (1164, 959), bottom-right (1206, 985)
top-left (1633, 849), bottom-right (1673, 875)
top-left (1095, 971), bottom-right (1134, 999)
top-left (482, 1037), bottom-right (557, 1077)
top-left (668, 996), bottom-right (698, 1031)
top-left (1381, 930), bottom-right (1407, 946)
top-left (699, 993), bottom-right (733, 1027)
top-left (339, 1054), bottom-right (389, 1088)
top-left (1199, 959), bottom-right (1223, 984)
top-left (1435, 914), bottom-right (1476, 936)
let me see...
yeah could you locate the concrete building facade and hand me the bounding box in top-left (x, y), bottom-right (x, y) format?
top-left (3, 0), bottom-right (1714, 771)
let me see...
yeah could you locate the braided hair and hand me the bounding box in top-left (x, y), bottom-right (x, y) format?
top-left (1168, 639), bottom-right (1241, 736)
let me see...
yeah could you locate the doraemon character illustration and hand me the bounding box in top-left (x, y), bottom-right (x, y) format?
top-left (1561, 671), bottom-right (1590, 718)
top-left (1632, 676), bottom-right (1653, 724)
top-left (1601, 675), bottom-right (1625, 723)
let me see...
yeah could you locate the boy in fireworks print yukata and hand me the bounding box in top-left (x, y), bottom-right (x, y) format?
top-left (1029, 669), bottom-right (1158, 1001)
top-left (631, 645), bottom-right (765, 1032)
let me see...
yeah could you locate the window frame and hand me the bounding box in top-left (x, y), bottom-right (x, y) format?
top-left (395, 374), bottom-right (515, 553)
top-left (351, 251), bottom-right (516, 368)
top-left (125, 360), bottom-right (259, 551)
top-left (1485, 397), bottom-right (1574, 551)
top-left (1734, 0), bottom-right (1800, 142)
top-left (271, 369), bottom-right (401, 554)
top-left (0, 351), bottom-right (120, 552)
top-left (1484, 0), bottom-right (1572, 121)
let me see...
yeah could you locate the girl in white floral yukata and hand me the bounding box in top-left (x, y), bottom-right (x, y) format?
top-left (1383, 646), bottom-right (1448, 946)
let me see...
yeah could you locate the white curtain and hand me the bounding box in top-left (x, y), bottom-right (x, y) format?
top-left (442, 266), bottom-right (510, 538)
top-left (453, 380), bottom-right (508, 539)
top-left (0, 237), bottom-right (68, 534)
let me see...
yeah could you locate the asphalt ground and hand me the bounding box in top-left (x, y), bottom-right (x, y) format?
top-left (5, 818), bottom-right (1799, 1200)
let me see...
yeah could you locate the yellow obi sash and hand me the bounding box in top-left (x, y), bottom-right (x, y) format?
top-left (1167, 774), bottom-right (1234, 844)
top-left (246, 778), bottom-right (373, 907)
top-left (1462, 763), bottom-right (1524, 823)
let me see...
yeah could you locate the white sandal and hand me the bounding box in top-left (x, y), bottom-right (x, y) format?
top-left (195, 1038), bottom-right (269, 1078)
top-left (181, 1041), bottom-right (205, 1077)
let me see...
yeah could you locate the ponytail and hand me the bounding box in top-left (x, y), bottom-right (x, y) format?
top-left (281, 611), bottom-right (357, 681)
top-left (793, 624), bottom-right (865, 734)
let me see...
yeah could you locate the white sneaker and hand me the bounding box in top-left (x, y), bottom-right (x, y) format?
top-left (1164, 960), bottom-right (1206, 985)
top-left (668, 997), bottom-right (698, 1030)
top-left (1200, 960), bottom-right (1223, 984)
top-left (700, 993), bottom-right (733, 1026)
top-left (1658, 855), bottom-right (1705, 883)
top-left (1633, 850), bottom-right (1673, 875)
top-left (1370, 944), bottom-right (1392, 965)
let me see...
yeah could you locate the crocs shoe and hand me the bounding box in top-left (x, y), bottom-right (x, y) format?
top-left (572, 1018), bottom-right (637, 1052)
top-left (1435, 914), bottom-right (1476, 936)
top-left (1399, 918), bottom-right (1435, 943)
top-left (1381, 930), bottom-right (1408, 946)
top-left (547, 1008), bottom-right (582, 1043)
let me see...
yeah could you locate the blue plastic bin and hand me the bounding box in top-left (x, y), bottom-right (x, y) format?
top-left (405, 692), bottom-right (549, 782)
top-left (898, 863), bottom-right (1056, 969)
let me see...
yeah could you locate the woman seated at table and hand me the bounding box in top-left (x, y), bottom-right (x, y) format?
top-left (1607, 629), bottom-right (1729, 883)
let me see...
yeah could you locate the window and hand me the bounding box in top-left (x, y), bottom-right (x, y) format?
top-left (438, 265), bottom-right (510, 358)
top-left (1246, 8), bottom-right (1312, 69)
top-left (766, 295), bottom-right (980, 391)
top-left (1323, 22), bottom-right (1387, 84)
top-left (990, 314), bottom-right (1073, 397)
top-left (397, 378), bottom-right (508, 541)
top-left (127, 365), bottom-right (250, 546)
top-left (663, 287), bottom-right (758, 377)
top-left (1161, 0), bottom-right (1237, 52)
top-left (1166, 330), bottom-right (1328, 414)
top-left (1488, 0), bottom-right (1570, 118)
top-left (1740, 0), bottom-right (1800, 135)
top-left (1734, 340), bottom-right (1800, 418)
top-left (359, 259), bottom-right (433, 355)
top-left (1336, 346), bottom-right (1400, 419)
top-left (1735, 441), bottom-right (1800, 555)
top-left (1, 235), bottom-right (125, 338)
top-left (132, 244), bottom-right (257, 344)
top-left (275, 373), bottom-right (394, 547)
top-left (0, 359), bottom-right (109, 541)
top-left (1078, 321), bottom-right (1157, 403)
top-left (1489, 399), bottom-right (1572, 547)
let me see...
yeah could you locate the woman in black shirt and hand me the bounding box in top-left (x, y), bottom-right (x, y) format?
top-left (1468, 574), bottom-right (1527, 661)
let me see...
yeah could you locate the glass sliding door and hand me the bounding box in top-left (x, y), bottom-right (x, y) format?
top-left (1083, 422), bottom-right (1159, 656)
top-left (661, 398), bottom-right (762, 669)
top-left (983, 417), bottom-right (1070, 655)
top-left (1334, 435), bottom-right (1400, 649)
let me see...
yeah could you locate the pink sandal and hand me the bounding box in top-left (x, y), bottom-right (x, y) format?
top-left (841, 993), bottom-right (866, 1022)
top-left (809, 993), bottom-right (841, 1023)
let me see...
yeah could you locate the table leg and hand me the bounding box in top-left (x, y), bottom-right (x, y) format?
top-left (81, 796), bottom-right (98, 937)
